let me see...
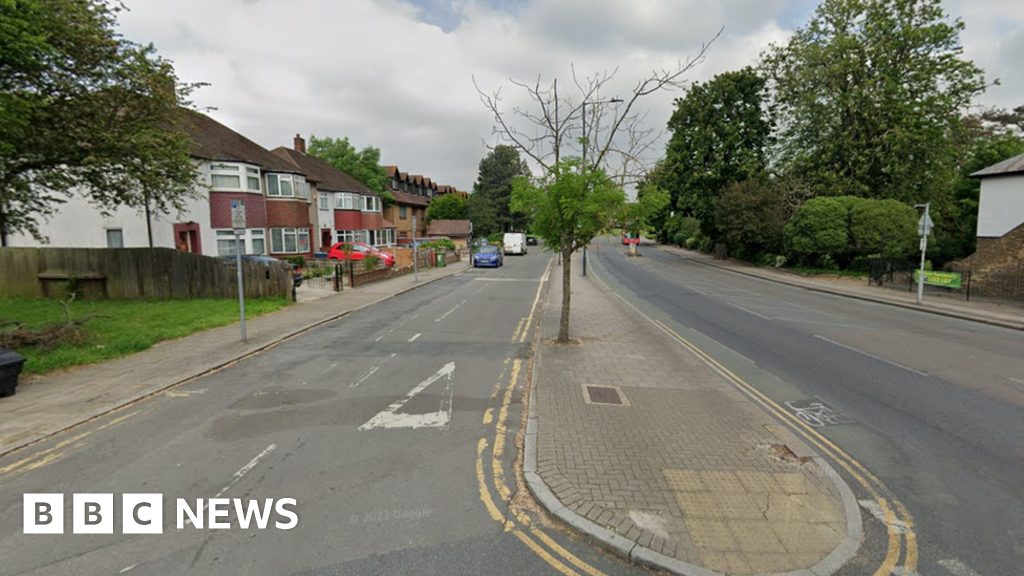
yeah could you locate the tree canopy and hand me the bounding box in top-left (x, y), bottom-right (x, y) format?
top-left (426, 193), bottom-right (468, 222)
top-left (471, 145), bottom-right (531, 233)
top-left (308, 135), bottom-right (394, 206)
top-left (0, 0), bottom-right (201, 245)
top-left (658, 67), bottom-right (773, 239)
top-left (761, 0), bottom-right (988, 203)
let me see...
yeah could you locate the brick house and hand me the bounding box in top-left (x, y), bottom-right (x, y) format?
top-left (960, 152), bottom-right (1024, 273)
top-left (426, 219), bottom-right (472, 249)
top-left (273, 136), bottom-right (394, 253)
top-left (384, 166), bottom-right (431, 243)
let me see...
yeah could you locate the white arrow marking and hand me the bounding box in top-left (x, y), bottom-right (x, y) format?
top-left (359, 362), bottom-right (456, 430)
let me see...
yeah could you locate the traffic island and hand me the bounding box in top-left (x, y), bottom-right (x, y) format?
top-left (524, 253), bottom-right (861, 575)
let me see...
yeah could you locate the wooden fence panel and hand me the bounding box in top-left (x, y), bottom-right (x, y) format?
top-left (0, 248), bottom-right (293, 301)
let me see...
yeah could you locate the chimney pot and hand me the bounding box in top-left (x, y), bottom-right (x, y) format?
top-left (294, 134), bottom-right (306, 153)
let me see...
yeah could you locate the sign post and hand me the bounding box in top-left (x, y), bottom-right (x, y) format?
top-left (231, 199), bottom-right (248, 342)
top-left (412, 215), bottom-right (419, 283)
top-left (915, 202), bottom-right (932, 305)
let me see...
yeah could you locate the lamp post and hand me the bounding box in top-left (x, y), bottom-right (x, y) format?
top-left (914, 202), bottom-right (932, 304)
top-left (580, 97), bottom-right (622, 276)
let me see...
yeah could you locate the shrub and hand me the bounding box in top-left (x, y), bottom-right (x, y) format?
top-left (848, 199), bottom-right (918, 260)
top-left (363, 254), bottom-right (380, 271)
top-left (673, 231), bottom-right (688, 247)
top-left (285, 256), bottom-right (306, 268)
top-left (422, 238), bottom-right (457, 252)
top-left (684, 236), bottom-right (699, 249)
top-left (784, 196), bottom-right (854, 266)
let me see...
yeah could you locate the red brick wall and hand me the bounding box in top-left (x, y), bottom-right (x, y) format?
top-left (335, 210), bottom-right (362, 230)
top-left (210, 192), bottom-right (266, 228)
top-left (361, 212), bottom-right (383, 230)
top-left (266, 199), bottom-right (311, 228)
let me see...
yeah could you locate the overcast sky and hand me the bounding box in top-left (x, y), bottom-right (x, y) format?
top-left (118, 0), bottom-right (1024, 192)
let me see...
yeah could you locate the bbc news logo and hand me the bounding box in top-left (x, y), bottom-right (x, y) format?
top-left (24, 494), bottom-right (298, 534)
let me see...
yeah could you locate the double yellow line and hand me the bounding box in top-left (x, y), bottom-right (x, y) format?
top-left (652, 319), bottom-right (918, 576)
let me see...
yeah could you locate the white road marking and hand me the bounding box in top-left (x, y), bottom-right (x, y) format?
top-left (359, 362), bottom-right (456, 430)
top-left (726, 302), bottom-right (773, 320)
top-left (1009, 377), bottom-right (1024, 385)
top-left (408, 333), bottom-right (421, 342)
top-left (858, 500), bottom-right (912, 534)
top-left (436, 299), bottom-right (467, 322)
top-left (939, 558), bottom-right (986, 576)
top-left (118, 565), bottom-right (136, 574)
top-left (375, 336), bottom-right (384, 342)
top-left (815, 335), bottom-right (929, 377)
top-left (165, 389), bottom-right (206, 398)
top-left (185, 444), bottom-right (276, 524)
top-left (322, 363), bottom-right (338, 373)
top-left (350, 354), bottom-right (397, 388)
top-left (772, 317), bottom-right (870, 329)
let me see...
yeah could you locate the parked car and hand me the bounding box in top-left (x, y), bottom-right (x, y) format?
top-left (326, 242), bottom-right (395, 266)
top-left (219, 254), bottom-right (303, 288)
top-left (504, 232), bottom-right (527, 255)
top-left (473, 245), bottom-right (503, 268)
top-left (526, 235), bottom-right (538, 246)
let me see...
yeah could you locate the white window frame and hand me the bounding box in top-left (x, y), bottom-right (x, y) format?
top-left (336, 230), bottom-right (356, 244)
top-left (216, 229), bottom-right (266, 256)
top-left (210, 162), bottom-right (261, 193)
top-left (269, 227), bottom-right (310, 254)
top-left (362, 195), bottom-right (381, 213)
top-left (266, 173), bottom-right (308, 199)
top-left (318, 192), bottom-right (329, 211)
top-left (335, 192), bottom-right (357, 210)
top-left (105, 228), bottom-right (124, 248)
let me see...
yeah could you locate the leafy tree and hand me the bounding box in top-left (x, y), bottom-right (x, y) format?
top-left (308, 135), bottom-right (394, 206)
top-left (848, 198), bottom-right (919, 260)
top-left (426, 193), bottom-right (468, 222)
top-left (468, 192), bottom-right (500, 237)
top-left (0, 0), bottom-right (202, 245)
top-left (714, 179), bottom-right (791, 261)
top-left (660, 67), bottom-right (773, 239)
top-left (623, 185), bottom-right (669, 252)
top-left (762, 0), bottom-right (988, 203)
top-left (511, 159), bottom-right (625, 342)
top-left (472, 145), bottom-right (531, 232)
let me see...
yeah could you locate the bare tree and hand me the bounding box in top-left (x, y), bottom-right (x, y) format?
top-left (476, 33), bottom-right (720, 342)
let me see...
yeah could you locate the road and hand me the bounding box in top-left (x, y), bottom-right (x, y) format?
top-left (591, 237), bottom-right (1024, 576)
top-left (0, 251), bottom-right (652, 576)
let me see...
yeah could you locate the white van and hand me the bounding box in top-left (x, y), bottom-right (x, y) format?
top-left (503, 232), bottom-right (527, 255)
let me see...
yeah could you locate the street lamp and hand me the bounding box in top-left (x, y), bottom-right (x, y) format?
top-left (580, 97), bottom-right (622, 276)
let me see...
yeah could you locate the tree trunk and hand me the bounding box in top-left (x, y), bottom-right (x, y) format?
top-left (558, 245), bottom-right (572, 342)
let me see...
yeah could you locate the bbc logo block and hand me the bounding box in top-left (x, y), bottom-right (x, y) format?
top-left (24, 494), bottom-right (163, 534)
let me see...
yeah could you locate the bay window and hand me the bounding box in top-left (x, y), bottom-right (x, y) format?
top-left (266, 174), bottom-right (309, 199)
top-left (210, 163), bottom-right (262, 193)
top-left (335, 193), bottom-right (357, 210)
top-left (336, 230), bottom-right (356, 243)
top-left (362, 195), bottom-right (381, 213)
top-left (216, 229), bottom-right (266, 256)
top-left (269, 227), bottom-right (310, 254)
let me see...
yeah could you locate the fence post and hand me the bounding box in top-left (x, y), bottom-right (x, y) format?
top-left (349, 260), bottom-right (355, 288)
top-left (965, 270), bottom-right (971, 302)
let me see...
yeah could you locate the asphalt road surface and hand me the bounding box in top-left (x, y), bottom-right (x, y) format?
top-left (0, 251), bottom-right (654, 576)
top-left (591, 237), bottom-right (1024, 576)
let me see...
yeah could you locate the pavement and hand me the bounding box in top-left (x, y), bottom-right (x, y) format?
top-left (525, 251), bottom-right (859, 576)
top-left (657, 244), bottom-right (1024, 331)
top-left (0, 260), bottom-right (470, 456)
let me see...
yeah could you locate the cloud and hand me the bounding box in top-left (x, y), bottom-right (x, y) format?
top-left (116, 0), bottom-right (1024, 191)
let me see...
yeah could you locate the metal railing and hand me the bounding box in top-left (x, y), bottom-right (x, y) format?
top-left (869, 260), bottom-right (1024, 308)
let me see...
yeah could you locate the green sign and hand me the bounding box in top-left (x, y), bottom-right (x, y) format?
top-left (914, 270), bottom-right (962, 289)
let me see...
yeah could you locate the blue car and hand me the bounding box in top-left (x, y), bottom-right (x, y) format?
top-left (473, 245), bottom-right (504, 268)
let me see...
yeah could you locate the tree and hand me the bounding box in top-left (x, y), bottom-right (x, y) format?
top-left (308, 135), bottom-right (394, 206)
top-left (0, 0), bottom-right (202, 245)
top-left (426, 193), bottom-right (468, 222)
top-left (659, 67), bottom-right (773, 239)
top-left (471, 145), bottom-right (531, 232)
top-left (762, 0), bottom-right (988, 203)
top-left (714, 179), bottom-right (792, 261)
top-left (511, 159), bottom-right (625, 342)
top-left (477, 37), bottom-right (718, 342)
top-left (623, 184), bottom-right (669, 253)
top-left (467, 192), bottom-right (500, 237)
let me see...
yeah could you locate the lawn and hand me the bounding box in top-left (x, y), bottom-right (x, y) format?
top-left (0, 297), bottom-right (291, 375)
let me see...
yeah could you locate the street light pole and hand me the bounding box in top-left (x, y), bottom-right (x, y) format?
top-left (914, 202), bottom-right (931, 305)
top-left (580, 97), bottom-right (622, 277)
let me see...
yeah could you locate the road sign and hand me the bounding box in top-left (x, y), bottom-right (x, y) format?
top-left (917, 212), bottom-right (933, 236)
top-left (231, 199), bottom-right (247, 230)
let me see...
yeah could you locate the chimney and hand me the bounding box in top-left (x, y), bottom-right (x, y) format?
top-left (294, 134), bottom-right (306, 154)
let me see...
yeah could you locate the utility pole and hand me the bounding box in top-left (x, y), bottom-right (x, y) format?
top-left (914, 203), bottom-right (932, 305)
top-left (412, 215), bottom-right (419, 283)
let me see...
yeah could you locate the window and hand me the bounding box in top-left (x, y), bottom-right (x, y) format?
top-left (362, 195), bottom-right (381, 213)
top-left (367, 230), bottom-right (377, 246)
top-left (265, 173), bottom-right (308, 199)
top-left (211, 163), bottom-right (261, 192)
top-left (318, 193), bottom-right (329, 211)
top-left (106, 229), bottom-right (124, 248)
top-left (399, 206), bottom-right (407, 219)
top-left (335, 193), bottom-right (357, 210)
top-left (336, 230), bottom-right (356, 243)
top-left (392, 178), bottom-right (398, 189)
top-left (217, 229), bottom-right (266, 255)
top-left (270, 228), bottom-right (309, 254)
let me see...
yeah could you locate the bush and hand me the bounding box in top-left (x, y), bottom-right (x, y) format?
top-left (285, 256), bottom-right (306, 268)
top-left (363, 254), bottom-right (380, 271)
top-left (848, 199), bottom-right (918, 260)
top-left (715, 179), bottom-right (790, 259)
top-left (673, 231), bottom-right (688, 247)
top-left (684, 236), bottom-right (699, 249)
top-left (488, 232), bottom-right (504, 243)
top-left (422, 238), bottom-right (457, 252)
top-left (784, 196), bottom-right (855, 266)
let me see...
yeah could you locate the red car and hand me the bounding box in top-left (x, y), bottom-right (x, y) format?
top-left (326, 242), bottom-right (396, 266)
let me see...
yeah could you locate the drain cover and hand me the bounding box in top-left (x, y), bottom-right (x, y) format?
top-left (583, 385), bottom-right (629, 406)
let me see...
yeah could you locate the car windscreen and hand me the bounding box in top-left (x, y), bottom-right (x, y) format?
top-left (479, 246), bottom-right (499, 254)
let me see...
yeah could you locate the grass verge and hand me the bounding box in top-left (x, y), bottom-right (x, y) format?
top-left (0, 297), bottom-right (291, 375)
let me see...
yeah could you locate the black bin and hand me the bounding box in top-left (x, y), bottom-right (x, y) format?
top-left (0, 346), bottom-right (27, 398)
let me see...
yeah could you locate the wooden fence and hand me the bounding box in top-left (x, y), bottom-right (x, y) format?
top-left (0, 248), bottom-right (294, 300)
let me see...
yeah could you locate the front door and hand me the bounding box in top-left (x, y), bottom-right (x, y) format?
top-left (321, 229), bottom-right (332, 251)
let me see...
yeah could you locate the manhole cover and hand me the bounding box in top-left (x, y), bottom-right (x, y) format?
top-left (582, 385), bottom-right (630, 406)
